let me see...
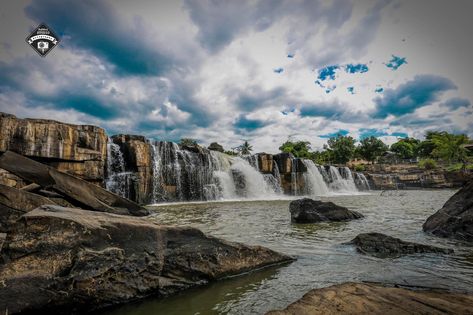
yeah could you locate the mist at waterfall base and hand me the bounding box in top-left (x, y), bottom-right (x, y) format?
top-left (106, 141), bottom-right (371, 204)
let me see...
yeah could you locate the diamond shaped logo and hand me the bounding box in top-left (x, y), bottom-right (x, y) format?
top-left (26, 23), bottom-right (60, 57)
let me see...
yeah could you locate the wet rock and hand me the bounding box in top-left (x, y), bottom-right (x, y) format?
top-left (208, 142), bottom-right (224, 153)
top-left (0, 112), bottom-right (107, 184)
top-left (290, 198), bottom-right (363, 223)
top-left (0, 205), bottom-right (293, 314)
top-left (257, 153), bottom-right (273, 174)
top-left (0, 184), bottom-right (57, 232)
top-left (111, 135), bottom-right (153, 204)
top-left (0, 151), bottom-right (148, 216)
top-left (266, 282), bottom-right (473, 315)
top-left (349, 233), bottom-right (453, 258)
top-left (423, 180), bottom-right (473, 242)
top-left (273, 153), bottom-right (293, 174)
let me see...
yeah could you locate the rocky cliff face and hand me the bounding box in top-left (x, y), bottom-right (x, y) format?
top-left (110, 135), bottom-right (153, 204)
top-left (0, 112), bottom-right (107, 185)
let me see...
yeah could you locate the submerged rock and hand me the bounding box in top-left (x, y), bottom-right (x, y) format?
top-left (348, 233), bottom-right (452, 258)
top-left (423, 180), bottom-right (473, 242)
top-left (290, 198), bottom-right (363, 223)
top-left (266, 282), bottom-right (473, 315)
top-left (0, 205), bottom-right (293, 314)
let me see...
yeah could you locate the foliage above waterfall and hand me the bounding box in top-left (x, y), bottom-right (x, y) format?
top-left (325, 135), bottom-right (357, 164)
top-left (279, 141), bottom-right (312, 159)
top-left (357, 137), bottom-right (388, 163)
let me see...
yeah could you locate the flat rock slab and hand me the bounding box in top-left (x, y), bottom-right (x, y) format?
top-left (348, 233), bottom-right (453, 258)
top-left (423, 180), bottom-right (473, 242)
top-left (266, 282), bottom-right (473, 315)
top-left (290, 198), bottom-right (363, 223)
top-left (0, 205), bottom-right (293, 314)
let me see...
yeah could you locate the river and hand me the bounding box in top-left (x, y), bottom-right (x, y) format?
top-left (100, 190), bottom-right (473, 315)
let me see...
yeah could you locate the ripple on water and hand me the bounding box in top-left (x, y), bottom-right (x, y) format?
top-left (101, 189), bottom-right (473, 315)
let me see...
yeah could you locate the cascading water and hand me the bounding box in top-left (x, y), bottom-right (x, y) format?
top-left (230, 157), bottom-right (279, 198)
top-left (301, 160), bottom-right (330, 196)
top-left (105, 139), bottom-right (134, 199)
top-left (327, 166), bottom-right (358, 193)
top-left (354, 172), bottom-right (370, 190)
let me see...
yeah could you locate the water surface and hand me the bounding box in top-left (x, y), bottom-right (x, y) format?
top-left (101, 190), bottom-right (473, 315)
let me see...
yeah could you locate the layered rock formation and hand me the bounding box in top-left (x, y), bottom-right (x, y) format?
top-left (0, 112), bottom-right (107, 185)
top-left (289, 198), bottom-right (363, 223)
top-left (348, 233), bottom-right (452, 258)
top-left (423, 180), bottom-right (473, 242)
top-left (266, 282), bottom-right (473, 315)
top-left (0, 205), bottom-right (293, 314)
top-left (110, 135), bottom-right (153, 204)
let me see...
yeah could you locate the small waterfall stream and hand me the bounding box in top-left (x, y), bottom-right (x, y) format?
top-left (105, 139), bottom-right (134, 199)
top-left (301, 159), bottom-right (330, 196)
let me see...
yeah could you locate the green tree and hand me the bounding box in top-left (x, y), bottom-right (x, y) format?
top-left (358, 136), bottom-right (388, 163)
top-left (238, 141), bottom-right (253, 155)
top-left (279, 140), bottom-right (312, 158)
top-left (326, 134), bottom-right (356, 164)
top-left (179, 138), bottom-right (198, 146)
top-left (390, 138), bottom-right (420, 159)
top-left (429, 132), bottom-right (470, 163)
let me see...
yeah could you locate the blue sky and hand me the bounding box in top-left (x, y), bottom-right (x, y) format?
top-left (0, 0), bottom-right (472, 153)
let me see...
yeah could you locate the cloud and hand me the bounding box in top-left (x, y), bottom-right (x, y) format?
top-left (391, 132), bottom-right (408, 138)
top-left (442, 97), bottom-right (471, 110)
top-left (384, 55), bottom-right (407, 71)
top-left (375, 87), bottom-right (384, 93)
top-left (234, 114), bottom-right (269, 130)
top-left (373, 74), bottom-right (456, 118)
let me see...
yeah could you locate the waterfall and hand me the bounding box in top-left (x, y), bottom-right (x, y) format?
top-left (301, 160), bottom-right (330, 196)
top-left (230, 157), bottom-right (279, 198)
top-left (354, 172), bottom-right (370, 190)
top-left (105, 139), bottom-right (134, 199)
top-left (327, 166), bottom-right (358, 193)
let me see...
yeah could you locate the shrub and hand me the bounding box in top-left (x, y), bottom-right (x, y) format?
top-left (419, 158), bottom-right (437, 170)
top-left (354, 164), bottom-right (365, 172)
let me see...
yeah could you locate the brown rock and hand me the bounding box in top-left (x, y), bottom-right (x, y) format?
top-left (0, 205), bottom-right (293, 314)
top-left (111, 135), bottom-right (153, 204)
top-left (0, 112), bottom-right (107, 184)
top-left (257, 153), bottom-right (274, 174)
top-left (266, 282), bottom-right (473, 315)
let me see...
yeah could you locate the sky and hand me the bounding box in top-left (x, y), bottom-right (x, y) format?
top-left (0, 0), bottom-right (472, 153)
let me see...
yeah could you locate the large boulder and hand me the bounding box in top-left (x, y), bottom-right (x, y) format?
top-left (348, 233), bottom-right (452, 258)
top-left (290, 198), bottom-right (363, 223)
top-left (266, 282), bottom-right (473, 315)
top-left (0, 205), bottom-right (293, 314)
top-left (0, 112), bottom-right (107, 184)
top-left (423, 180), bottom-right (473, 242)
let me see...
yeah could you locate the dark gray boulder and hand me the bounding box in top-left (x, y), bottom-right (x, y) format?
top-left (289, 198), bottom-right (363, 223)
top-left (423, 180), bottom-right (473, 242)
top-left (0, 205), bottom-right (293, 314)
top-left (348, 232), bottom-right (453, 258)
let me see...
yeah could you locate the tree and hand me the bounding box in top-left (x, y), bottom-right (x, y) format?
top-left (429, 132), bottom-right (470, 163)
top-left (279, 140), bottom-right (312, 158)
top-left (238, 141), bottom-right (253, 155)
top-left (358, 136), bottom-right (388, 163)
top-left (179, 138), bottom-right (198, 146)
top-left (390, 138), bottom-right (420, 159)
top-left (326, 134), bottom-right (356, 164)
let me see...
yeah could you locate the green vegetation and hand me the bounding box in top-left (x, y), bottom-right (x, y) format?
top-left (238, 141), bottom-right (253, 155)
top-left (271, 131), bottom-right (472, 169)
top-left (179, 138), bottom-right (198, 146)
top-left (358, 136), bottom-right (388, 163)
top-left (419, 158), bottom-right (438, 170)
top-left (354, 164), bottom-right (365, 172)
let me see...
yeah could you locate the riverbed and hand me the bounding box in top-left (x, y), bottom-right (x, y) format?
top-left (100, 190), bottom-right (473, 315)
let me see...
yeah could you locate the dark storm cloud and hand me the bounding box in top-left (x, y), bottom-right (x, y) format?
top-left (234, 114), bottom-right (269, 130)
top-left (234, 86), bottom-right (287, 111)
top-left (25, 0), bottom-right (177, 76)
top-left (373, 74), bottom-right (456, 118)
top-left (442, 97), bottom-right (471, 110)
